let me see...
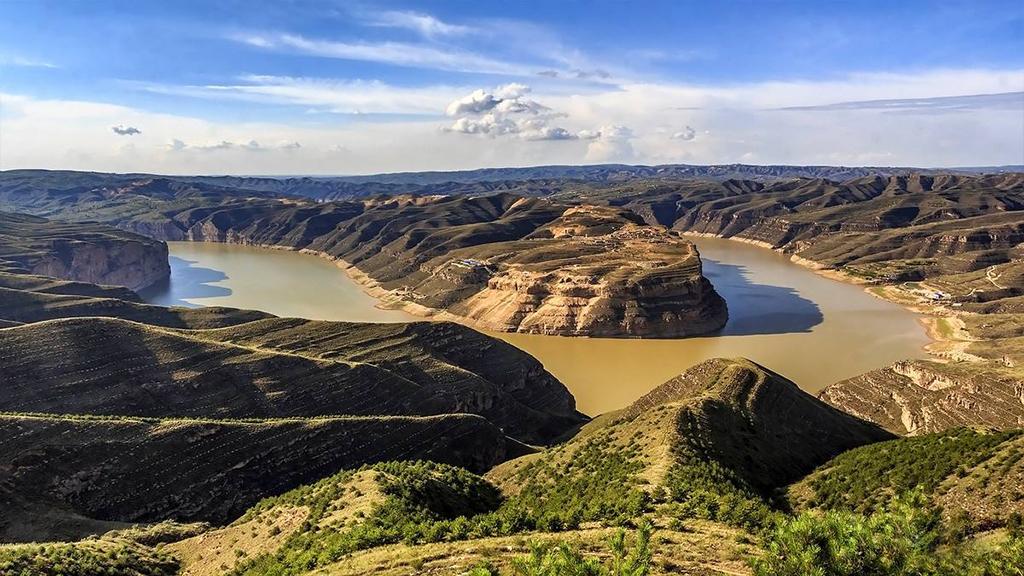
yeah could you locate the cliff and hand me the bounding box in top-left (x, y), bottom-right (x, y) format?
top-left (0, 211), bottom-right (169, 291)
top-left (819, 360), bottom-right (1024, 435)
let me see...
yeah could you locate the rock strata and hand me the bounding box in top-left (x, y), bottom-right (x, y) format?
top-left (0, 211), bottom-right (169, 291)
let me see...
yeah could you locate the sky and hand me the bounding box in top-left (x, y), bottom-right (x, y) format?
top-left (1, 0), bottom-right (1022, 175)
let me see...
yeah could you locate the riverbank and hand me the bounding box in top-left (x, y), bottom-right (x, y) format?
top-left (677, 231), bottom-right (963, 362)
top-left (155, 239), bottom-right (930, 415)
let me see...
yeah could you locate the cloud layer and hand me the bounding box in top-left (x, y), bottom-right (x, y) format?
top-left (3, 68), bottom-right (1022, 174)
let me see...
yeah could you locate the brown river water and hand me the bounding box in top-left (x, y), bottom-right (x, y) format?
top-left (141, 239), bottom-right (929, 416)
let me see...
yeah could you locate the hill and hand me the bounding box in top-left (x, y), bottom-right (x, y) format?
top-left (5, 165), bottom-right (1019, 201)
top-left (1, 182), bottom-right (730, 337)
top-left (0, 316), bottom-right (584, 443)
top-left (0, 412), bottom-right (527, 542)
top-left (789, 427), bottom-right (1024, 531)
top-left (557, 173), bottom-right (1024, 433)
top-left (165, 357), bottom-right (891, 575)
top-left (0, 211), bottom-right (587, 545)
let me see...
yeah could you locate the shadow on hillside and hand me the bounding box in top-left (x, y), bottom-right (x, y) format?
top-left (138, 256), bottom-right (232, 307)
top-left (702, 257), bottom-right (823, 336)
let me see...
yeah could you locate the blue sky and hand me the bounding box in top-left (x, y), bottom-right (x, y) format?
top-left (1, 0), bottom-right (1022, 174)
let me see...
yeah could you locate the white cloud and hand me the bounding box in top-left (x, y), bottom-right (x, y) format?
top-left (2, 68), bottom-right (1023, 174)
top-left (365, 10), bottom-right (472, 38)
top-left (166, 139), bottom-right (301, 152)
top-left (0, 55), bottom-right (58, 69)
top-left (229, 32), bottom-right (533, 76)
top-left (133, 76), bottom-right (456, 115)
top-left (443, 84), bottom-right (578, 140)
top-left (584, 125), bottom-right (635, 162)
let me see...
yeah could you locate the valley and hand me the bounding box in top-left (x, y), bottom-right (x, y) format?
top-left (0, 167), bottom-right (1022, 575)
top-left (144, 236), bottom-right (929, 415)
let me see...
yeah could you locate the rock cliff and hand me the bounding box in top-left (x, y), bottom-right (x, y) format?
top-left (0, 211), bottom-right (169, 291)
top-left (819, 360), bottom-right (1024, 435)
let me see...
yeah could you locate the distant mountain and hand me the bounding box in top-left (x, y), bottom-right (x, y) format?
top-left (321, 163), bottom-right (1024, 186)
top-left (4, 164), bottom-right (1021, 202)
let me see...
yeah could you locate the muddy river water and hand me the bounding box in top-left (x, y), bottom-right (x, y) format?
top-left (142, 239), bottom-right (929, 415)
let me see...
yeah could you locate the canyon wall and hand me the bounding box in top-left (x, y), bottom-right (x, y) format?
top-left (0, 211), bottom-right (169, 291)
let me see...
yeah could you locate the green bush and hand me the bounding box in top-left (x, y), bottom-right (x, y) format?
top-left (0, 540), bottom-right (179, 576)
top-left (464, 521), bottom-right (652, 576)
top-left (752, 491), bottom-right (1024, 576)
top-left (807, 428), bottom-right (1020, 514)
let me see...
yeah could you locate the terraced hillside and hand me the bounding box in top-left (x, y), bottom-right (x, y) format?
top-left (0, 211), bottom-right (587, 545)
top-left (0, 412), bottom-right (526, 542)
top-left (0, 316), bottom-right (583, 443)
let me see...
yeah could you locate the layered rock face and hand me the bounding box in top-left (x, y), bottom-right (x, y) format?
top-left (450, 207), bottom-right (727, 336)
top-left (0, 211), bottom-right (169, 291)
top-left (819, 360), bottom-right (1024, 435)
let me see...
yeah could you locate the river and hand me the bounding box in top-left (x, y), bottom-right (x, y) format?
top-left (141, 239), bottom-right (929, 416)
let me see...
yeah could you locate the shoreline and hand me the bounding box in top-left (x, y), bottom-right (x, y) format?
top-left (170, 235), bottom-right (944, 353)
top-left (677, 231), bottom-right (962, 361)
top-left (170, 239), bottom-right (729, 339)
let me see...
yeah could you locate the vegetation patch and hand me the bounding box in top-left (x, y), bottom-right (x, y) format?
top-left (754, 493), bottom-right (1024, 576)
top-left (0, 539), bottom-right (179, 576)
top-left (801, 428), bottom-right (1022, 514)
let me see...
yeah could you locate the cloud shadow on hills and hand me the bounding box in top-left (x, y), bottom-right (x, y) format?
top-left (138, 256), bottom-right (232, 307)
top-left (701, 257), bottom-right (824, 336)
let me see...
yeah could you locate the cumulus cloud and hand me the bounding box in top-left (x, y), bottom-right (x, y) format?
top-left (112, 125), bottom-right (141, 136)
top-left (584, 125), bottom-right (635, 162)
top-left (444, 83), bottom-right (614, 142)
top-left (671, 125), bottom-right (696, 141)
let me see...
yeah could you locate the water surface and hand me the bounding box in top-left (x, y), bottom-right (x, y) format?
top-left (143, 240), bottom-right (929, 415)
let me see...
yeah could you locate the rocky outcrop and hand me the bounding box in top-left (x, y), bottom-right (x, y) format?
top-left (819, 359), bottom-right (1024, 435)
top-left (0, 211), bottom-right (169, 291)
top-left (449, 218), bottom-right (726, 337)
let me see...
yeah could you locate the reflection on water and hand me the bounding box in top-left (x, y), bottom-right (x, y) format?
top-left (139, 243), bottom-right (418, 324)
top-left (703, 257), bottom-right (823, 336)
top-left (139, 256), bottom-right (233, 306)
top-left (145, 239), bottom-right (929, 416)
